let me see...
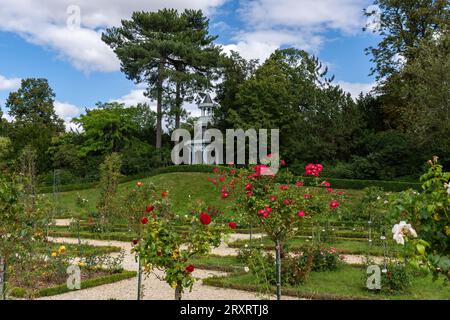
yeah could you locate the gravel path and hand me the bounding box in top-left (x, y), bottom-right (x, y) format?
top-left (53, 219), bottom-right (72, 226)
top-left (39, 268), bottom-right (296, 300)
top-left (44, 233), bottom-right (382, 300)
top-left (44, 235), bottom-right (298, 300)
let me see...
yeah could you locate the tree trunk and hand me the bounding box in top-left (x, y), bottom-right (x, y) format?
top-left (175, 80), bottom-right (182, 129)
top-left (175, 284), bottom-right (182, 300)
top-left (156, 59), bottom-right (165, 149)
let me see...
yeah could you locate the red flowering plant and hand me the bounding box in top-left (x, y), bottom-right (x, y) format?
top-left (133, 198), bottom-right (230, 300)
top-left (209, 162), bottom-right (346, 247)
top-left (209, 161), bottom-right (348, 298)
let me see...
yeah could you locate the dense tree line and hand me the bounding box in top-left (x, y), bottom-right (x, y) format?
top-left (0, 2), bottom-right (448, 184)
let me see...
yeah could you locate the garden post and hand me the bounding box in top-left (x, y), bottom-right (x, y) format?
top-left (275, 239), bottom-right (281, 300)
top-left (137, 256), bottom-right (142, 300)
top-left (249, 223), bottom-right (253, 248)
top-left (77, 220), bottom-right (81, 246)
top-left (0, 257), bottom-right (6, 300)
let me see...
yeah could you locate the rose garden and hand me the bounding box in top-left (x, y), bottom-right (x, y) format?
top-left (0, 153), bottom-right (448, 300)
top-left (0, 2), bottom-right (449, 302)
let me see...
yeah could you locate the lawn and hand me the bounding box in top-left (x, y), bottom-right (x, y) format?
top-left (203, 264), bottom-right (450, 300)
top-left (50, 172), bottom-right (230, 218)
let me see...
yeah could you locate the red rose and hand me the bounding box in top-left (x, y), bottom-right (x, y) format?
top-left (258, 209), bottom-right (266, 215)
top-left (228, 222), bottom-right (237, 229)
top-left (161, 191), bottom-right (168, 197)
top-left (213, 167), bottom-right (220, 174)
top-left (157, 251), bottom-right (162, 256)
top-left (199, 213), bottom-right (212, 225)
top-left (329, 200), bottom-right (340, 209)
top-left (219, 176), bottom-right (225, 182)
top-left (246, 191), bottom-right (254, 197)
top-left (265, 207), bottom-right (273, 214)
top-left (141, 217), bottom-right (148, 225)
top-left (279, 185), bottom-right (289, 191)
top-left (221, 192), bottom-right (230, 199)
top-left (280, 159), bottom-right (286, 166)
top-left (212, 179), bottom-right (217, 185)
top-left (295, 181), bottom-right (304, 188)
top-left (283, 199), bottom-right (291, 206)
top-left (245, 183), bottom-right (253, 191)
top-left (321, 181), bottom-right (331, 187)
top-left (145, 205), bottom-right (154, 213)
top-left (304, 194), bottom-right (312, 199)
top-left (297, 211), bottom-right (305, 218)
top-left (185, 265), bottom-right (195, 273)
top-left (326, 187), bottom-right (333, 193)
top-left (136, 181), bottom-right (143, 188)
top-left (269, 195), bottom-right (277, 201)
top-left (132, 239), bottom-right (139, 245)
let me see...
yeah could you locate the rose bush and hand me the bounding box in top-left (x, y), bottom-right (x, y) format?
top-left (387, 157), bottom-right (449, 281)
top-left (134, 193), bottom-right (233, 299)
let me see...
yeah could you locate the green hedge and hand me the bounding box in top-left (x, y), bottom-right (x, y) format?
top-left (10, 270), bottom-right (137, 298)
top-left (299, 176), bottom-right (422, 192)
top-left (38, 164), bottom-right (422, 194)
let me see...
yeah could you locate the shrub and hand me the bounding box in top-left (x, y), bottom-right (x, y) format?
top-left (381, 264), bottom-right (413, 294)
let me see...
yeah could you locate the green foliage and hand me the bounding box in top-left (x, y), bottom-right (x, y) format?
top-left (135, 196), bottom-right (228, 299)
top-left (380, 264), bottom-right (414, 294)
top-left (73, 102), bottom-right (155, 156)
top-left (5, 78), bottom-right (64, 172)
top-left (387, 157), bottom-right (450, 280)
top-left (96, 153), bottom-right (122, 231)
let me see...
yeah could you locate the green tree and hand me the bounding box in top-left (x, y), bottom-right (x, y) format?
top-left (102, 9), bottom-right (220, 147)
top-left (365, 0), bottom-right (449, 80)
top-left (73, 102), bottom-right (155, 156)
top-left (5, 79), bottom-right (64, 172)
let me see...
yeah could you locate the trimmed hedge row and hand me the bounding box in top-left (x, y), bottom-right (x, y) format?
top-left (298, 176), bottom-right (422, 192)
top-left (10, 270), bottom-right (137, 298)
top-left (38, 164), bottom-right (422, 194)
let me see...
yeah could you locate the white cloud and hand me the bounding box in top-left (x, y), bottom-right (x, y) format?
top-left (54, 100), bottom-right (82, 131)
top-left (112, 88), bottom-right (154, 109)
top-left (222, 29), bottom-right (323, 62)
top-left (0, 75), bottom-right (21, 91)
top-left (0, 0), bottom-right (227, 72)
top-left (240, 0), bottom-right (368, 34)
top-left (336, 81), bottom-right (375, 98)
top-left (223, 0), bottom-right (371, 62)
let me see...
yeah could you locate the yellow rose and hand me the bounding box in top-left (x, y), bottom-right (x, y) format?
top-left (445, 225), bottom-right (450, 236)
top-left (58, 246), bottom-right (66, 254)
top-left (78, 262), bottom-right (86, 268)
top-left (171, 250), bottom-right (179, 260)
top-left (51, 252), bottom-right (57, 257)
top-left (171, 281), bottom-right (178, 289)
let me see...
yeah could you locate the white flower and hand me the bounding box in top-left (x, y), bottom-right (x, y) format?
top-left (377, 196), bottom-right (381, 200)
top-left (384, 200), bottom-right (389, 204)
top-left (244, 267), bottom-right (250, 273)
top-left (445, 182), bottom-right (450, 195)
top-left (392, 221), bottom-right (417, 245)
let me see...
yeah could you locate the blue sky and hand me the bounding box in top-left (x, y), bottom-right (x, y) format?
top-left (0, 0), bottom-right (380, 128)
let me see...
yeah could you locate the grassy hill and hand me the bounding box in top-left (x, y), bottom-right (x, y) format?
top-left (50, 172), bottom-right (230, 218)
